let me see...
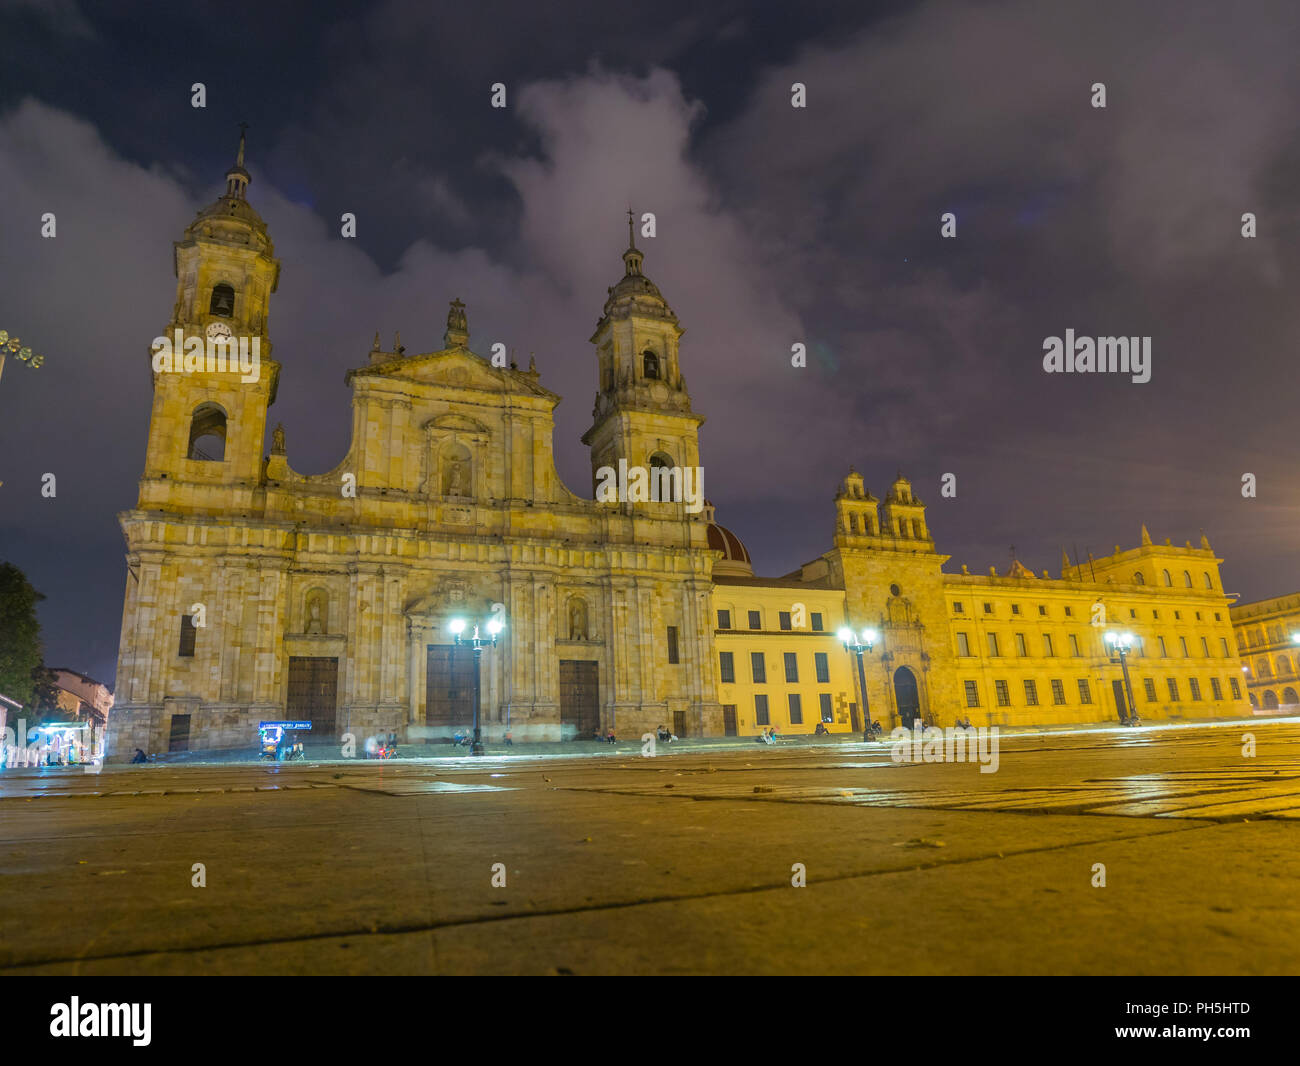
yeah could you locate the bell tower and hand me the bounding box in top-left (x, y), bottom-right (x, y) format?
top-left (581, 213), bottom-right (703, 504)
top-left (882, 474), bottom-right (931, 547)
top-left (139, 127), bottom-right (281, 512)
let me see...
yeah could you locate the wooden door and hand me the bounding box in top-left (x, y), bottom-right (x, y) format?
top-left (287, 656), bottom-right (339, 737)
top-left (1112, 679), bottom-right (1128, 721)
top-left (425, 645), bottom-right (477, 739)
top-left (167, 713), bottom-right (191, 752)
top-left (559, 660), bottom-right (599, 740)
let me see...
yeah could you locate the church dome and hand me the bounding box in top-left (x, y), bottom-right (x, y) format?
top-left (704, 502), bottom-right (753, 577)
top-left (183, 130), bottom-right (273, 254)
top-left (598, 213), bottom-right (678, 325)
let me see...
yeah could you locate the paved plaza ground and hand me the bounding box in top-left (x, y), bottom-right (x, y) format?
top-left (1, 718), bottom-right (1297, 975)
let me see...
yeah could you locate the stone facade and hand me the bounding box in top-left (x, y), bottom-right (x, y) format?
top-left (110, 142), bottom-right (1251, 759)
top-left (109, 149), bottom-right (720, 758)
top-left (711, 481), bottom-right (1250, 735)
top-left (1230, 591), bottom-right (1300, 710)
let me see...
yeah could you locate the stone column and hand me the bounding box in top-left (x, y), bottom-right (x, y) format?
top-left (382, 569), bottom-right (406, 706)
top-left (253, 561), bottom-right (289, 708)
top-left (408, 617), bottom-right (433, 726)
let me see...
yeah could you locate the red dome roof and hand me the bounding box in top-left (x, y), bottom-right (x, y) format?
top-left (707, 521), bottom-right (753, 578)
top-left (707, 522), bottom-right (751, 563)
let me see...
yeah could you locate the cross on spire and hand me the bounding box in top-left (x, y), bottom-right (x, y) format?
top-left (621, 208), bottom-right (644, 277)
top-left (225, 122), bottom-right (251, 199)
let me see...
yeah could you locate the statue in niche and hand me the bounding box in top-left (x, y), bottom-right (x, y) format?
top-left (305, 590), bottom-right (327, 634)
top-left (444, 455), bottom-right (469, 497)
top-left (271, 423), bottom-right (286, 455)
top-left (568, 598), bottom-right (589, 641)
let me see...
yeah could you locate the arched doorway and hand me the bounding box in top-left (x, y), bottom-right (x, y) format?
top-left (894, 666), bottom-right (920, 729)
top-left (1263, 690), bottom-right (1279, 709)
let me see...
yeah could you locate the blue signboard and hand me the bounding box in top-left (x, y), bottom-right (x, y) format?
top-left (259, 721), bottom-right (313, 731)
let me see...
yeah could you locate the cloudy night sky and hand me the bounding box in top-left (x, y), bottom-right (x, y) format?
top-left (2, 0), bottom-right (1299, 687)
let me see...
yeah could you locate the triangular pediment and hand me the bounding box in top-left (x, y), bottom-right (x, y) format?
top-left (347, 347), bottom-right (558, 399)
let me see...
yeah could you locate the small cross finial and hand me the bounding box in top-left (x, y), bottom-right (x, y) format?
top-left (627, 207), bottom-right (636, 249)
top-left (236, 122), bottom-right (248, 168)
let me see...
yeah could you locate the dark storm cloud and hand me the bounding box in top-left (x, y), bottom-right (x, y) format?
top-left (4, 0), bottom-right (1300, 687)
top-left (704, 0), bottom-right (1300, 582)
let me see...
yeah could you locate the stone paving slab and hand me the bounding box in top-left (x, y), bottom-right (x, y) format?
top-left (7, 820), bottom-right (1294, 976)
top-left (3, 723), bottom-right (1298, 974)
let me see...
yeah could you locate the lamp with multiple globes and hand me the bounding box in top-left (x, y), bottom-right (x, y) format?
top-left (838, 626), bottom-right (879, 737)
top-left (0, 329), bottom-right (45, 386)
top-left (448, 612), bottom-right (505, 755)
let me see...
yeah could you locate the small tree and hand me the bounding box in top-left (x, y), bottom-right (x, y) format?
top-left (0, 561), bottom-right (45, 712)
top-left (30, 666), bottom-right (63, 725)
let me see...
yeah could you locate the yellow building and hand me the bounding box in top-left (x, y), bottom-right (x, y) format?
top-left (111, 139), bottom-right (722, 756)
top-left (110, 136), bottom-right (1252, 757)
top-left (1230, 593), bottom-right (1300, 710)
top-left (709, 485), bottom-right (1250, 734)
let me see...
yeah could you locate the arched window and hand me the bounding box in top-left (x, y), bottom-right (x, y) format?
top-left (1133, 572), bottom-right (1145, 585)
top-left (1161, 569), bottom-right (1172, 586)
top-left (1256, 658), bottom-right (1272, 678)
top-left (210, 283), bottom-right (235, 317)
top-left (187, 402), bottom-right (227, 461)
top-left (848, 514), bottom-right (858, 534)
top-left (1284, 687), bottom-right (1298, 705)
top-left (647, 452), bottom-right (678, 502)
top-left (642, 350), bottom-right (659, 380)
top-left (1278, 655), bottom-right (1292, 676)
top-left (1248, 692), bottom-right (1258, 708)
top-left (911, 518), bottom-right (923, 539)
top-left (1203, 572), bottom-right (1213, 589)
top-left (1183, 570), bottom-right (1192, 587)
top-left (1264, 690), bottom-right (1280, 709)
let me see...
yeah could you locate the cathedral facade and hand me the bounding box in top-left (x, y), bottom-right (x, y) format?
top-left (110, 144), bottom-right (719, 757)
top-left (109, 144), bottom-right (1249, 758)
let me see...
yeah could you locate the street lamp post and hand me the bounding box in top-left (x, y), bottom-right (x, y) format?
top-left (838, 626), bottom-right (879, 737)
top-left (448, 613), bottom-right (505, 756)
top-left (1104, 631), bottom-right (1138, 725)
